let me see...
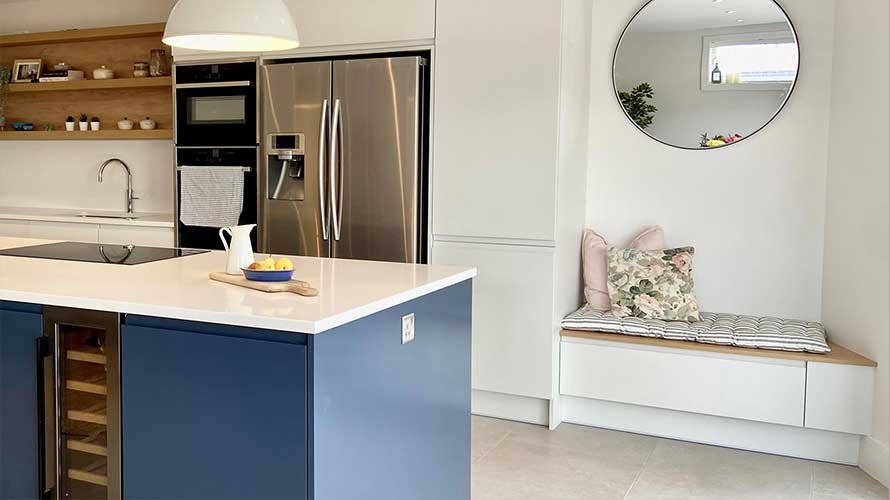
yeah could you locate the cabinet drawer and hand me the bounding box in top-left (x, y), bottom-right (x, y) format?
top-left (560, 338), bottom-right (806, 427)
top-left (0, 219), bottom-right (30, 238)
top-left (98, 225), bottom-right (174, 247)
top-left (28, 221), bottom-right (98, 243)
top-left (433, 241), bottom-right (554, 399)
top-left (805, 362), bottom-right (874, 435)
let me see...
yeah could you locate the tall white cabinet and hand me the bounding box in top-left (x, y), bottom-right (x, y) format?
top-left (432, 0), bottom-right (592, 425)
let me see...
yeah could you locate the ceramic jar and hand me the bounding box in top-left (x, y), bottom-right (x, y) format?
top-left (93, 65), bottom-right (114, 80)
top-left (139, 117), bottom-right (157, 130)
top-left (133, 62), bottom-right (149, 78)
top-left (117, 117), bottom-right (134, 130)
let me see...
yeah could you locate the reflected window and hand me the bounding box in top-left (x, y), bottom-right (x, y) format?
top-left (703, 32), bottom-right (798, 90)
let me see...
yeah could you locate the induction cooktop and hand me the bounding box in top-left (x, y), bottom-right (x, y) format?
top-left (0, 242), bottom-right (209, 265)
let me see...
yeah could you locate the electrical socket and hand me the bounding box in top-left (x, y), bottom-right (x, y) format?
top-left (401, 313), bottom-right (415, 344)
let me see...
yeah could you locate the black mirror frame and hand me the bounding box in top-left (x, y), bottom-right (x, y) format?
top-left (611, 0), bottom-right (801, 151)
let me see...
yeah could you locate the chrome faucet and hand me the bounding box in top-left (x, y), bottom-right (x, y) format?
top-left (97, 158), bottom-right (139, 214)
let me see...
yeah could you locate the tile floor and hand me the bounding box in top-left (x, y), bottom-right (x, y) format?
top-left (472, 416), bottom-right (889, 500)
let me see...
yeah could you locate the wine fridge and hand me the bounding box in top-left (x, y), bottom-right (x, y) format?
top-left (39, 307), bottom-right (121, 500)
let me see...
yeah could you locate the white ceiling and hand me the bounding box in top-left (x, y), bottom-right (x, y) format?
top-left (627, 0), bottom-right (789, 33)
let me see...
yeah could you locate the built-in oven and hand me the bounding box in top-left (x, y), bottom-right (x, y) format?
top-left (174, 61), bottom-right (257, 147)
top-left (175, 147), bottom-right (258, 251)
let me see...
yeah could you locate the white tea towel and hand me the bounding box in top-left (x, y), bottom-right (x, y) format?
top-left (179, 166), bottom-right (244, 228)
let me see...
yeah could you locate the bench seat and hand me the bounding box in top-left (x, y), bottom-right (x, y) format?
top-left (561, 306), bottom-right (831, 353)
top-left (559, 327), bottom-right (877, 464)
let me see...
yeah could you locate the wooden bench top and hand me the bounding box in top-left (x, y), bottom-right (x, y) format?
top-left (560, 329), bottom-right (878, 367)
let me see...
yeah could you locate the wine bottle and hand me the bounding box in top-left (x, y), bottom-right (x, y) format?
top-left (711, 62), bottom-right (722, 84)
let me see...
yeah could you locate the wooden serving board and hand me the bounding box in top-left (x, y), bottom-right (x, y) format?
top-left (209, 272), bottom-right (319, 297)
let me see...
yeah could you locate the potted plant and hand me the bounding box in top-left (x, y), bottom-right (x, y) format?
top-left (0, 66), bottom-right (11, 131)
top-left (89, 116), bottom-right (101, 131)
top-left (65, 115), bottom-right (76, 131)
top-left (78, 113), bottom-right (89, 131)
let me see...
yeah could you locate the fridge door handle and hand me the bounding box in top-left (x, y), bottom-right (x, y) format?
top-left (318, 99), bottom-right (330, 240)
top-left (330, 99), bottom-right (344, 241)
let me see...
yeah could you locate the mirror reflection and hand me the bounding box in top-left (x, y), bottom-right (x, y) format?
top-left (613, 0), bottom-right (799, 149)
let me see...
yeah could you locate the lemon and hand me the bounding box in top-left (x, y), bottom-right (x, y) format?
top-left (275, 258), bottom-right (294, 271)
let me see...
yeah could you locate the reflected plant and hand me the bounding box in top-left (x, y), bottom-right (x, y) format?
top-left (619, 82), bottom-right (657, 129)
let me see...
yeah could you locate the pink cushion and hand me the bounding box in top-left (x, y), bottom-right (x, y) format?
top-left (582, 226), bottom-right (665, 311)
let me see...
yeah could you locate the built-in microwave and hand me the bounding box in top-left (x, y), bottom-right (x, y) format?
top-left (174, 61), bottom-right (257, 147)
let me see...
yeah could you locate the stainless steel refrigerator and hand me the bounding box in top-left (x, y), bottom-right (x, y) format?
top-left (259, 55), bottom-right (429, 263)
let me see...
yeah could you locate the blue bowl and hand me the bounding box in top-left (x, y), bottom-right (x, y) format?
top-left (241, 267), bottom-right (294, 282)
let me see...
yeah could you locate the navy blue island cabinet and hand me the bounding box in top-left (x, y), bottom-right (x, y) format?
top-left (123, 279), bottom-right (471, 500)
top-left (0, 302), bottom-right (44, 500)
top-left (0, 280), bottom-right (471, 500)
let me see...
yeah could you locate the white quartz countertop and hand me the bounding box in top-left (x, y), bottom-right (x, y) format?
top-left (0, 237), bottom-right (476, 334)
top-left (0, 206), bottom-right (174, 228)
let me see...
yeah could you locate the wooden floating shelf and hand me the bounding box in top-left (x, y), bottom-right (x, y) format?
top-left (8, 77), bottom-right (172, 93)
top-left (0, 23), bottom-right (166, 47)
top-left (0, 130), bottom-right (173, 141)
top-left (67, 350), bottom-right (107, 365)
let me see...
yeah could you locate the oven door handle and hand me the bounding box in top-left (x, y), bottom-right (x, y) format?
top-left (175, 80), bottom-right (251, 89)
top-left (176, 165), bottom-right (252, 172)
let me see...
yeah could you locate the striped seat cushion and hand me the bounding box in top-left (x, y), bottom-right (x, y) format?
top-left (561, 305), bottom-right (831, 354)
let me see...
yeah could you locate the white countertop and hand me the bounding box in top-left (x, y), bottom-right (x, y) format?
top-left (0, 206), bottom-right (174, 228)
top-left (0, 237), bottom-right (476, 334)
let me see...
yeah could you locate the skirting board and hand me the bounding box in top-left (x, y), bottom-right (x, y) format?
top-left (472, 389), bottom-right (549, 426)
top-left (561, 395), bottom-right (861, 465)
top-left (859, 435), bottom-right (890, 487)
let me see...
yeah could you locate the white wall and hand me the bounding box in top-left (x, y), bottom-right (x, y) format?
top-left (0, 0), bottom-right (176, 35)
top-left (614, 23), bottom-right (790, 148)
top-left (822, 0), bottom-right (890, 486)
top-left (0, 0), bottom-right (176, 214)
top-left (0, 141), bottom-right (173, 212)
top-left (587, 0), bottom-right (834, 321)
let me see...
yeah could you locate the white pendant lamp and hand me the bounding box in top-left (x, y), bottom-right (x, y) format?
top-left (163, 0), bottom-right (300, 52)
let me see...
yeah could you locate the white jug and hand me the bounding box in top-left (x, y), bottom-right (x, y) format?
top-left (219, 224), bottom-right (256, 275)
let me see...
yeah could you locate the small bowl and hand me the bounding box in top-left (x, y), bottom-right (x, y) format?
top-left (241, 267), bottom-right (294, 282)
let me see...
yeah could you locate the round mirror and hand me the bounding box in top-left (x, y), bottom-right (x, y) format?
top-left (613, 0), bottom-right (799, 149)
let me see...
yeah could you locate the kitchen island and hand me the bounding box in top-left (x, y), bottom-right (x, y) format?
top-left (0, 237), bottom-right (475, 500)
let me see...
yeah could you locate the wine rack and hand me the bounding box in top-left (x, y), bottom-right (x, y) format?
top-left (42, 307), bottom-right (120, 500)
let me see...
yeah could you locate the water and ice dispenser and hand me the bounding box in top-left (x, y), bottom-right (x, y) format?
top-left (266, 133), bottom-right (306, 201)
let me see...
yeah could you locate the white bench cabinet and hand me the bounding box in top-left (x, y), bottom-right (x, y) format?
top-left (559, 331), bottom-right (878, 464)
top-left (560, 337), bottom-right (807, 427)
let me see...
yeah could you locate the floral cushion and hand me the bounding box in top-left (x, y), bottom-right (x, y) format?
top-left (607, 246), bottom-right (700, 322)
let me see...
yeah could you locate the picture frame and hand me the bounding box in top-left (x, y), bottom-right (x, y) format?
top-left (11, 59), bottom-right (42, 83)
